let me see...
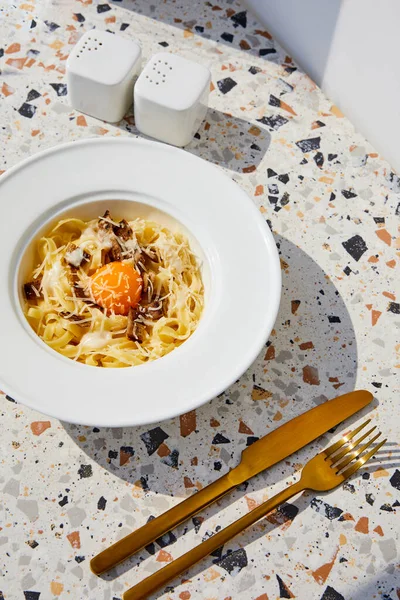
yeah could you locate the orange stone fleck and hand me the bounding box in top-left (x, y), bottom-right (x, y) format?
top-left (376, 229), bottom-right (392, 246)
top-left (383, 291), bottom-right (396, 300)
top-left (264, 345), bottom-right (275, 360)
top-left (105, 15), bottom-right (116, 23)
top-left (255, 595), bottom-right (269, 600)
top-left (184, 29), bottom-right (194, 39)
top-left (180, 410), bottom-right (196, 437)
top-left (386, 259), bottom-right (396, 268)
top-left (67, 531), bottom-right (81, 548)
top-left (1, 82), bottom-right (15, 97)
top-left (255, 184), bottom-right (264, 196)
top-left (210, 417), bottom-right (220, 427)
top-left (50, 581), bottom-right (64, 595)
top-left (355, 516), bottom-right (369, 534)
top-left (76, 115), bottom-right (87, 126)
top-left (6, 57), bottom-right (27, 70)
top-left (255, 29), bottom-right (272, 39)
top-left (330, 104), bottom-right (344, 117)
top-left (156, 549), bottom-right (173, 562)
top-left (273, 410), bottom-right (283, 421)
top-left (184, 476), bottom-right (194, 488)
top-left (179, 593), bottom-right (191, 600)
top-left (157, 443), bottom-right (170, 457)
top-left (373, 468), bottom-right (389, 478)
top-left (280, 99), bottom-right (297, 116)
top-left (299, 341), bottom-right (314, 350)
top-left (312, 547), bottom-right (339, 585)
top-left (243, 165), bottom-right (256, 173)
top-left (303, 365), bottom-right (320, 385)
top-left (248, 125), bottom-right (261, 136)
top-left (339, 533), bottom-right (347, 545)
top-left (245, 496), bottom-right (258, 511)
top-left (5, 43), bottom-right (21, 54)
top-left (373, 525), bottom-right (384, 537)
top-left (204, 567), bottom-right (220, 581)
top-left (371, 310), bottom-right (382, 326)
top-left (239, 420), bottom-right (254, 435)
top-left (291, 300), bottom-right (301, 314)
top-left (30, 421), bottom-right (51, 436)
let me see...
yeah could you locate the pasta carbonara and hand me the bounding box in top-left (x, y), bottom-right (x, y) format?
top-left (23, 211), bottom-right (204, 367)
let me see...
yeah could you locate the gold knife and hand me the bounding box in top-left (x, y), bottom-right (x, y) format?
top-left (91, 389), bottom-right (372, 576)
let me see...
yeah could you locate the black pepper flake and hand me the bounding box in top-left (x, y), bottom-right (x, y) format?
top-left (341, 189), bottom-right (357, 199)
top-left (97, 496), bottom-right (107, 510)
top-left (26, 89), bottom-right (40, 102)
top-left (140, 427), bottom-right (169, 455)
top-left (296, 136), bottom-right (320, 153)
top-left (231, 10), bottom-right (247, 28)
top-left (217, 77), bottom-right (237, 94)
top-left (342, 234), bottom-right (368, 262)
top-left (77, 464), bottom-right (93, 479)
top-left (159, 41), bottom-right (169, 47)
top-left (212, 433), bottom-right (231, 444)
top-left (257, 114), bottom-right (288, 130)
top-left (58, 495), bottom-right (68, 507)
top-left (162, 449), bottom-right (179, 469)
top-left (120, 23), bottom-right (129, 31)
top-left (249, 65), bottom-right (261, 74)
top-left (97, 3), bottom-right (111, 12)
top-left (320, 586), bottom-right (345, 600)
top-left (44, 20), bottom-right (60, 31)
top-left (328, 315), bottom-right (341, 323)
top-left (50, 83), bottom-right (67, 97)
top-left (389, 469), bottom-right (400, 491)
top-left (221, 32), bottom-right (233, 42)
top-left (218, 548), bottom-right (248, 574)
top-left (365, 493), bottom-right (375, 505)
top-left (259, 48), bottom-right (277, 56)
top-left (75, 555), bottom-right (85, 563)
top-left (74, 13), bottom-right (85, 22)
top-left (276, 574), bottom-right (293, 598)
top-left (18, 103), bottom-right (37, 119)
top-left (388, 302), bottom-right (400, 314)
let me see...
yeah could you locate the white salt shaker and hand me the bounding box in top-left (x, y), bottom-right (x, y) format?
top-left (134, 52), bottom-right (211, 147)
top-left (66, 30), bottom-right (141, 123)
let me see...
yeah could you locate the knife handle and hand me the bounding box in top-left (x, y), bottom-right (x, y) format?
top-left (90, 470), bottom-right (239, 575)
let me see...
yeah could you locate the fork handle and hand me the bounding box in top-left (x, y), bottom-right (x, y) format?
top-left (90, 471), bottom-right (239, 575)
top-left (123, 480), bottom-right (304, 600)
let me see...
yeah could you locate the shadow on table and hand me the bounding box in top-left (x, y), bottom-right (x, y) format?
top-left (119, 105), bottom-right (271, 174)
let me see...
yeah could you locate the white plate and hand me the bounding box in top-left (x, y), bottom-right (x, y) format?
top-left (0, 138), bottom-right (281, 426)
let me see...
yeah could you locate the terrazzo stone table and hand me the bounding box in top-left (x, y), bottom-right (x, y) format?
top-left (0, 2), bottom-right (399, 599)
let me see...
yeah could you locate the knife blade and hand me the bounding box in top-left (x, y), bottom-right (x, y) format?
top-left (91, 389), bottom-right (372, 575)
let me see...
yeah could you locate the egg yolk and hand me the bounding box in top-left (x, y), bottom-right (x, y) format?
top-left (90, 261), bottom-right (142, 315)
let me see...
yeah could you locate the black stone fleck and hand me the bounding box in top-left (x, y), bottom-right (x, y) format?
top-left (75, 555), bottom-right (85, 563)
top-left (259, 48), bottom-right (277, 56)
top-left (74, 12), bottom-right (85, 22)
top-left (50, 83), bottom-right (67, 97)
top-left (269, 94), bottom-right (280, 107)
top-left (161, 449), bottom-right (179, 468)
top-left (251, 143), bottom-right (261, 151)
top-left (343, 266), bottom-right (351, 276)
top-left (276, 502), bottom-right (299, 522)
top-left (77, 464), bottom-right (93, 479)
top-left (24, 594), bottom-right (41, 600)
top-left (18, 103), bottom-right (36, 119)
top-left (159, 41), bottom-right (169, 47)
top-left (328, 153), bottom-right (338, 161)
top-left (6, 395), bottom-right (16, 402)
top-left (268, 183), bottom-right (279, 195)
top-left (214, 461), bottom-right (222, 471)
top-left (389, 469), bottom-right (400, 491)
top-left (328, 315), bottom-right (341, 323)
top-left (26, 89), bottom-right (40, 102)
top-left (156, 530), bottom-right (177, 548)
top-left (285, 66), bottom-right (297, 74)
top-left (311, 498), bottom-right (343, 520)
top-left (217, 77), bottom-right (237, 94)
top-left (372, 382), bottom-right (382, 388)
top-left (212, 433), bottom-right (231, 444)
top-left (108, 449), bottom-right (118, 459)
top-left (0, 49), bottom-right (3, 58)
top-left (246, 436), bottom-right (259, 446)
top-left (278, 173), bottom-right (289, 184)
top-left (373, 216), bottom-right (385, 224)
top-left (388, 302), bottom-right (400, 314)
top-left (120, 446), bottom-right (134, 458)
top-left (320, 586), bottom-right (345, 600)
top-left (267, 168), bottom-right (277, 178)
top-left (44, 20), bottom-right (60, 31)
top-left (140, 475), bottom-right (149, 491)
top-left (219, 548), bottom-right (248, 574)
top-left (97, 496), bottom-right (107, 510)
top-left (342, 234), bottom-right (368, 262)
top-left (221, 32), bottom-right (234, 43)
top-left (30, 19), bottom-right (36, 28)
top-left (296, 137), bottom-right (320, 153)
top-left (342, 189), bottom-right (357, 199)
top-left (362, 472), bottom-right (370, 480)
top-left (231, 10), bottom-right (247, 28)
top-left (276, 574), bottom-right (293, 598)
top-left (314, 151), bottom-right (324, 168)
top-left (192, 516), bottom-right (203, 534)
top-left (93, 427), bottom-right (100, 432)
top-left (140, 427), bottom-right (169, 455)
top-left (257, 114), bottom-right (288, 130)
top-left (365, 493), bottom-right (375, 506)
top-left (120, 23), bottom-right (129, 31)
top-left (26, 540), bottom-right (38, 549)
top-left (97, 3), bottom-right (111, 12)
top-left (249, 65), bottom-right (261, 74)
top-left (395, 201), bottom-right (400, 216)
top-left (145, 542), bottom-right (156, 555)
top-left (339, 557), bottom-right (348, 563)
top-left (58, 495), bottom-right (68, 507)
top-left (343, 482), bottom-right (355, 493)
top-left (210, 545), bottom-right (224, 561)
top-left (280, 192), bottom-right (290, 206)
top-left (380, 503), bottom-right (394, 512)
top-left (195, 25), bottom-right (204, 33)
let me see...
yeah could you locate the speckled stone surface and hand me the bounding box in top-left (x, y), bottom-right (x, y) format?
top-left (0, 1), bottom-right (399, 599)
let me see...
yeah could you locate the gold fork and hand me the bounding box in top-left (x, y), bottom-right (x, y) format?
top-left (123, 421), bottom-right (385, 600)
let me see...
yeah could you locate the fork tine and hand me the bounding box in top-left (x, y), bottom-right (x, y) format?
top-left (335, 432), bottom-right (381, 472)
top-left (341, 439), bottom-right (387, 480)
top-left (330, 426), bottom-right (377, 464)
top-left (324, 420), bottom-right (371, 458)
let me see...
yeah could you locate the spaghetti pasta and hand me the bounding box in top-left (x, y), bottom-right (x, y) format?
top-left (23, 212), bottom-right (204, 368)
